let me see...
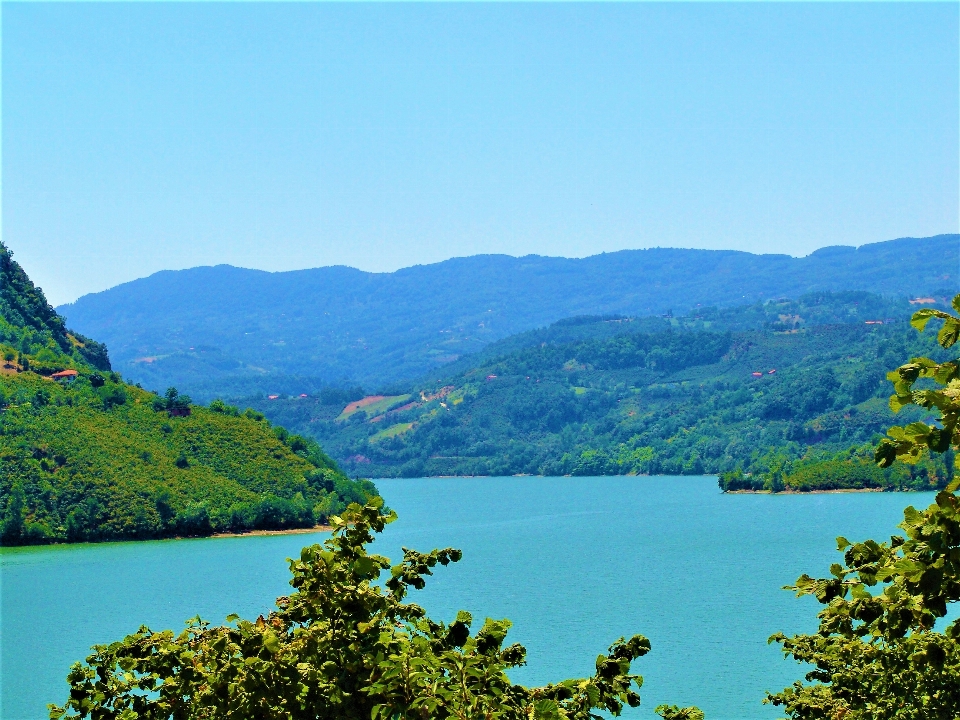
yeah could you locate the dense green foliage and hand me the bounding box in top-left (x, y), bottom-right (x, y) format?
top-left (52, 499), bottom-right (700, 720)
top-left (767, 297), bottom-right (960, 719)
top-left (251, 293), bottom-right (954, 490)
top-left (875, 295), bottom-right (960, 470)
top-left (59, 235), bottom-right (958, 398)
top-left (0, 246), bottom-right (377, 546)
top-left (0, 370), bottom-right (376, 545)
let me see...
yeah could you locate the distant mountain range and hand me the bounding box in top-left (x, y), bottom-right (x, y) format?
top-left (59, 235), bottom-right (959, 399)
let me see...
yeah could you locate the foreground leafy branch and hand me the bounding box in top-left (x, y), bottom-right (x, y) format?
top-left (767, 296), bottom-right (960, 720)
top-left (51, 498), bottom-right (685, 720)
top-left (874, 296), bottom-right (960, 468)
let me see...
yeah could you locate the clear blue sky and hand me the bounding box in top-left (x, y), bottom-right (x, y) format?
top-left (4, 2), bottom-right (958, 305)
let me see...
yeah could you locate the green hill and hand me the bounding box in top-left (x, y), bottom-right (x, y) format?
top-left (0, 243), bottom-right (378, 546)
top-left (248, 292), bottom-right (954, 491)
top-left (1, 244), bottom-right (110, 373)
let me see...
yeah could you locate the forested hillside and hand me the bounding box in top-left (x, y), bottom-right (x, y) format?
top-left (0, 243), bottom-right (377, 546)
top-left (249, 292), bottom-right (955, 490)
top-left (58, 234), bottom-right (958, 399)
top-left (1, 244), bottom-right (110, 372)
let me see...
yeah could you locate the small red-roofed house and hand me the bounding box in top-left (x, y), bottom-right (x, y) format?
top-left (751, 372), bottom-right (763, 377)
top-left (50, 369), bottom-right (79, 382)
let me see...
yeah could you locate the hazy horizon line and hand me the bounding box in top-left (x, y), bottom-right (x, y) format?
top-left (49, 231), bottom-right (959, 308)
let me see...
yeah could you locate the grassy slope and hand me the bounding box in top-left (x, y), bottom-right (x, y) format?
top-left (4, 373), bottom-right (318, 538)
top-left (248, 293), bottom-right (955, 491)
top-left (0, 243), bottom-right (376, 546)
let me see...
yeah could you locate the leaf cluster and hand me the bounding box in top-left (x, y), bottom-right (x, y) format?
top-left (875, 297), bottom-right (960, 469)
top-left (767, 489), bottom-right (960, 720)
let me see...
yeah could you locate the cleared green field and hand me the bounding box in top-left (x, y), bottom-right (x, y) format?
top-left (370, 422), bottom-right (415, 443)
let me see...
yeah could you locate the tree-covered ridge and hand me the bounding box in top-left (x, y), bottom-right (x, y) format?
top-left (721, 443), bottom-right (953, 493)
top-left (0, 370), bottom-right (376, 545)
top-left (0, 247), bottom-right (378, 546)
top-left (425, 289), bottom-right (927, 377)
top-left (58, 234), bottom-right (958, 399)
top-left (250, 293), bottom-right (954, 489)
top-left (0, 242), bottom-right (110, 371)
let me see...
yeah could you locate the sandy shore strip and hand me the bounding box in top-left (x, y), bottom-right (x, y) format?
top-left (209, 525), bottom-right (333, 540)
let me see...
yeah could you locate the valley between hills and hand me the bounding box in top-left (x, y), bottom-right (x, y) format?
top-left (4, 234), bottom-right (959, 546)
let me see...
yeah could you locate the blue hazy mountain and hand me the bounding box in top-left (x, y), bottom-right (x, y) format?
top-left (58, 234), bottom-right (958, 399)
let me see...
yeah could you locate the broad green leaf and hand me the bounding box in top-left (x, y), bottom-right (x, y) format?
top-left (911, 308), bottom-right (939, 331)
top-left (934, 362), bottom-right (959, 384)
top-left (886, 426), bottom-right (905, 440)
top-left (903, 422), bottom-right (931, 440)
top-left (889, 395), bottom-right (912, 413)
top-left (939, 318), bottom-right (960, 349)
top-left (262, 631), bottom-right (281, 654)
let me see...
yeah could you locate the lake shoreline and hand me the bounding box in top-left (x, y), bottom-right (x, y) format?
top-left (0, 525), bottom-right (335, 552)
top-left (383, 475), bottom-right (934, 494)
top-left (725, 487), bottom-right (903, 495)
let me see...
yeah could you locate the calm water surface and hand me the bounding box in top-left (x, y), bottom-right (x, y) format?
top-left (0, 477), bottom-right (936, 719)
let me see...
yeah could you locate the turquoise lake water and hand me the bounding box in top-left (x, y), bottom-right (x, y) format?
top-left (0, 476), bottom-right (937, 720)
